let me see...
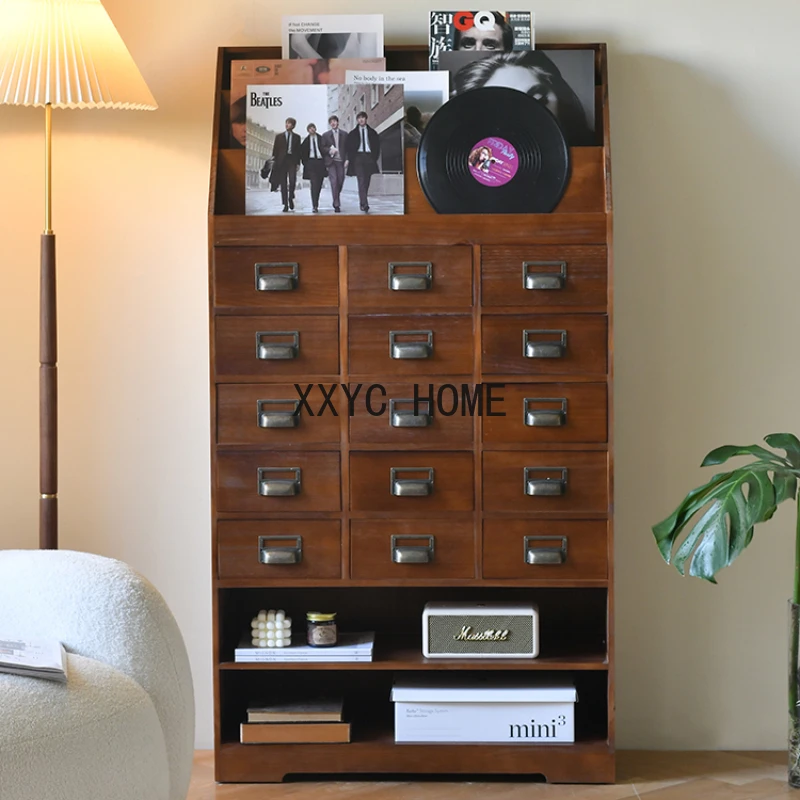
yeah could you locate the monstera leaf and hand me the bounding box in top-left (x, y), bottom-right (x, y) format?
top-left (652, 434), bottom-right (800, 583)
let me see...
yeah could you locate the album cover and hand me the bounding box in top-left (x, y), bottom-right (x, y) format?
top-left (344, 70), bottom-right (449, 148)
top-left (230, 58), bottom-right (385, 148)
top-left (282, 15), bottom-right (384, 60)
top-left (245, 83), bottom-right (404, 216)
top-left (438, 49), bottom-right (597, 146)
top-left (428, 11), bottom-right (533, 70)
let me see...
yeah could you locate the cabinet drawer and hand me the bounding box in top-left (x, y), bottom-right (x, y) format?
top-left (217, 384), bottom-right (340, 446)
top-left (215, 316), bottom-right (339, 381)
top-left (481, 245), bottom-right (607, 309)
top-left (213, 247), bottom-right (338, 312)
top-left (350, 452), bottom-right (474, 512)
top-left (483, 383), bottom-right (607, 445)
top-left (482, 315), bottom-right (607, 377)
top-left (349, 382), bottom-right (474, 446)
top-left (483, 451), bottom-right (608, 515)
top-left (349, 315), bottom-right (473, 378)
top-left (483, 520), bottom-right (608, 580)
top-left (348, 246), bottom-right (473, 311)
top-left (217, 520), bottom-right (341, 579)
top-left (217, 451), bottom-right (341, 512)
top-left (351, 520), bottom-right (474, 580)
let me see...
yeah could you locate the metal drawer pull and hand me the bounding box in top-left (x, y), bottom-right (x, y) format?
top-left (390, 398), bottom-right (433, 428)
top-left (391, 535), bottom-right (435, 564)
top-left (524, 467), bottom-right (568, 497)
top-left (257, 399), bottom-right (301, 429)
top-left (255, 262), bottom-right (299, 292)
top-left (391, 467), bottom-right (435, 497)
top-left (523, 260), bottom-right (567, 291)
top-left (524, 535), bottom-right (568, 565)
top-left (388, 261), bottom-right (433, 291)
top-left (523, 329), bottom-right (567, 359)
top-left (258, 467), bottom-right (301, 497)
top-left (390, 330), bottom-right (433, 360)
top-left (524, 397), bottom-right (568, 428)
top-left (258, 536), bottom-right (303, 565)
top-left (256, 331), bottom-right (299, 361)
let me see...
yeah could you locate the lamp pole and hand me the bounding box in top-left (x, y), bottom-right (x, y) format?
top-left (40, 101), bottom-right (57, 549)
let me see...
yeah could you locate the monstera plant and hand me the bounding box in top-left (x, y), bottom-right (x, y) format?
top-left (653, 433), bottom-right (800, 786)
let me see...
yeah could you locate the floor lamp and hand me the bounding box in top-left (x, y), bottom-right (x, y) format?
top-left (0, 0), bottom-right (157, 549)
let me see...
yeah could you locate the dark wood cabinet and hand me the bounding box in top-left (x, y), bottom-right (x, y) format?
top-left (210, 43), bottom-right (614, 784)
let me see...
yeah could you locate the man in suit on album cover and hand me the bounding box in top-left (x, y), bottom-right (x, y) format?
top-left (320, 115), bottom-right (346, 212)
top-left (345, 111), bottom-right (381, 213)
top-left (269, 117), bottom-right (302, 212)
top-left (300, 123), bottom-right (328, 213)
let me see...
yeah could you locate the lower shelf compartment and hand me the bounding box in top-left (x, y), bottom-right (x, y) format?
top-left (216, 737), bottom-right (615, 783)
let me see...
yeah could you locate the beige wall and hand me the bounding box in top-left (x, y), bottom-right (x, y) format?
top-left (1, 0), bottom-right (798, 751)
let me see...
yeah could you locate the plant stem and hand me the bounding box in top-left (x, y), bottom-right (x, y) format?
top-left (796, 491), bottom-right (800, 606)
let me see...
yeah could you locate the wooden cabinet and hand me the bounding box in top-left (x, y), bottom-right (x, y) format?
top-left (209, 44), bottom-right (614, 785)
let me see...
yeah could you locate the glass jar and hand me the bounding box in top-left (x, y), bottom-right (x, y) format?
top-left (306, 612), bottom-right (338, 647)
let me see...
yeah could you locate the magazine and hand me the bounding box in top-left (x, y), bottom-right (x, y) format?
top-left (345, 70), bottom-right (449, 148)
top-left (245, 83), bottom-right (404, 216)
top-left (230, 58), bottom-right (385, 148)
top-left (282, 14), bottom-right (384, 60)
top-left (428, 10), bottom-right (533, 70)
top-left (438, 49), bottom-right (597, 146)
top-left (0, 636), bottom-right (67, 682)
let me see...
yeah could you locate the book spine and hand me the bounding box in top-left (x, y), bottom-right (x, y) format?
top-left (235, 655), bottom-right (373, 663)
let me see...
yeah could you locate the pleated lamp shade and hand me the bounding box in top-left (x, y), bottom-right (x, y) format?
top-left (0, 0), bottom-right (156, 109)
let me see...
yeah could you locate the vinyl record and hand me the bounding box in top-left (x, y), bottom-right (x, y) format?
top-left (416, 87), bottom-right (571, 214)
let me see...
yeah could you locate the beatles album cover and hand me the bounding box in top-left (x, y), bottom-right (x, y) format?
top-left (245, 83), bottom-right (405, 216)
top-left (428, 10), bottom-right (533, 70)
top-left (229, 58), bottom-right (385, 148)
top-left (439, 48), bottom-right (597, 146)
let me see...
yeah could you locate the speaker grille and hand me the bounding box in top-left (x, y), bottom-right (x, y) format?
top-left (427, 614), bottom-right (534, 655)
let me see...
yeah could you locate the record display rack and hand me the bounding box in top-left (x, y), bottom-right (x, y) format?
top-left (209, 43), bottom-right (614, 784)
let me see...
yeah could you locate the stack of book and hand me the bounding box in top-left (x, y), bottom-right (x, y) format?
top-left (240, 698), bottom-right (350, 744)
top-left (234, 631), bottom-right (375, 663)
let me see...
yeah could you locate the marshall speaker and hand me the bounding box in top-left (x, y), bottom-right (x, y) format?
top-left (422, 602), bottom-right (539, 659)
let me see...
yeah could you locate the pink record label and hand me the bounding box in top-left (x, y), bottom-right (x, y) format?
top-left (468, 136), bottom-right (519, 187)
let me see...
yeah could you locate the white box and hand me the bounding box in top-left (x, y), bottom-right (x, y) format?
top-left (422, 601), bottom-right (539, 659)
top-left (391, 678), bottom-right (576, 743)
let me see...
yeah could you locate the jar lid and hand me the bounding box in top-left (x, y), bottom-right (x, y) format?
top-left (306, 612), bottom-right (336, 622)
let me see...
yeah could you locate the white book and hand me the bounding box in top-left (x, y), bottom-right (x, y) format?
top-left (236, 654), bottom-right (373, 663)
top-left (235, 632), bottom-right (375, 660)
top-left (282, 15), bottom-right (384, 60)
top-left (0, 635), bottom-right (68, 683)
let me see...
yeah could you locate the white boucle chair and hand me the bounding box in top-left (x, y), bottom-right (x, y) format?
top-left (0, 550), bottom-right (194, 800)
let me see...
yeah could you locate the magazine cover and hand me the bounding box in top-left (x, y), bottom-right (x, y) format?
top-left (428, 11), bottom-right (533, 70)
top-left (438, 49), bottom-right (597, 146)
top-left (245, 83), bottom-right (404, 216)
top-left (283, 15), bottom-right (384, 60)
top-left (345, 70), bottom-right (449, 148)
top-left (230, 58), bottom-right (386, 148)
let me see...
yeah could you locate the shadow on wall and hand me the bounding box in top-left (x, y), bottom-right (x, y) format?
top-left (611, 50), bottom-right (800, 749)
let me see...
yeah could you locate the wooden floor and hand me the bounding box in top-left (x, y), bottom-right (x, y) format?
top-left (188, 750), bottom-right (795, 798)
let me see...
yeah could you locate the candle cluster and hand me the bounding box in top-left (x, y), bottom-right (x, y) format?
top-left (251, 609), bottom-right (292, 648)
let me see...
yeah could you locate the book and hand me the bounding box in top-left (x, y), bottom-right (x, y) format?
top-left (240, 721), bottom-right (351, 744)
top-left (428, 11), bottom-right (533, 70)
top-left (438, 48), bottom-right (597, 146)
top-left (235, 632), bottom-right (375, 661)
top-left (229, 58), bottom-right (386, 148)
top-left (247, 698), bottom-right (344, 723)
top-left (282, 15), bottom-right (384, 60)
top-left (0, 636), bottom-right (67, 682)
top-left (245, 84), bottom-right (404, 216)
top-left (344, 70), bottom-right (449, 148)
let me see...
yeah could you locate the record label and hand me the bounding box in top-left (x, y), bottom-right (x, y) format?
top-left (468, 136), bottom-right (519, 188)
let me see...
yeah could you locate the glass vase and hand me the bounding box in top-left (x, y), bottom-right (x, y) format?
top-left (790, 601), bottom-right (800, 787)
